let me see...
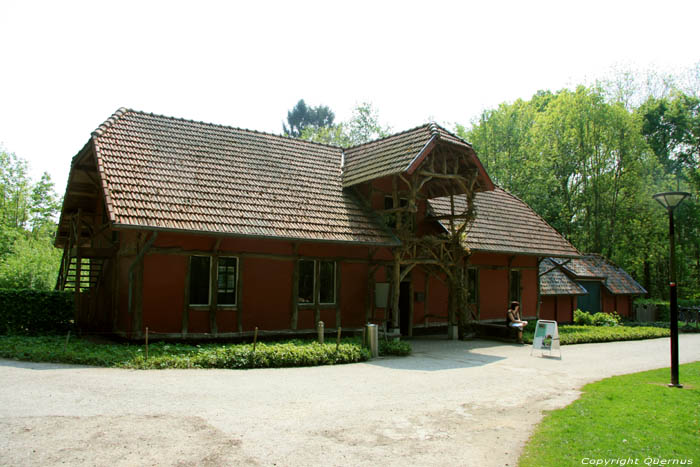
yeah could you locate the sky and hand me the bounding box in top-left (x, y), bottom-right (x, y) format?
top-left (1, 0), bottom-right (699, 194)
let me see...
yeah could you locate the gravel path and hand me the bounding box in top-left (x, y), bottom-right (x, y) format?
top-left (2, 334), bottom-right (699, 467)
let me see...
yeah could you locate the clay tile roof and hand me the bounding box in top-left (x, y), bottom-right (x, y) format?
top-left (86, 109), bottom-right (398, 245)
top-left (554, 255), bottom-right (646, 295)
top-left (343, 124), bottom-right (437, 187)
top-left (428, 188), bottom-right (580, 257)
top-left (342, 122), bottom-right (492, 189)
top-left (539, 258), bottom-right (588, 295)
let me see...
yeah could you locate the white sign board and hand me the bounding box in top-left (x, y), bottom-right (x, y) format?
top-left (531, 320), bottom-right (561, 357)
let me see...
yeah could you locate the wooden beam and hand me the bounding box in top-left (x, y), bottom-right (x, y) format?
top-left (335, 261), bottom-right (342, 328)
top-left (290, 244), bottom-right (299, 330)
top-left (237, 257), bottom-right (243, 332)
top-left (182, 257), bottom-right (191, 336)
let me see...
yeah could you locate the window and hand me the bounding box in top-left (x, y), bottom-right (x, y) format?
top-left (217, 257), bottom-right (237, 305)
top-left (510, 270), bottom-right (521, 303)
top-left (384, 196), bottom-right (410, 230)
top-left (466, 268), bottom-right (478, 304)
top-left (189, 256), bottom-right (211, 305)
top-left (298, 259), bottom-right (336, 305)
top-left (298, 260), bottom-right (315, 304)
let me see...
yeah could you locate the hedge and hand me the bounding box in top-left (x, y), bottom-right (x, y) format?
top-left (0, 289), bottom-right (74, 335)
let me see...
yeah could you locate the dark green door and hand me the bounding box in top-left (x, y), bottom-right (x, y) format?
top-left (578, 281), bottom-right (601, 313)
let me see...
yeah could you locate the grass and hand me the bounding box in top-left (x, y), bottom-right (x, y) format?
top-left (520, 361), bottom-right (700, 466)
top-left (522, 322), bottom-right (671, 345)
top-left (0, 335), bottom-right (411, 369)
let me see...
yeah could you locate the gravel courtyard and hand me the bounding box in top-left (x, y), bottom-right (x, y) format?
top-left (2, 334), bottom-right (699, 467)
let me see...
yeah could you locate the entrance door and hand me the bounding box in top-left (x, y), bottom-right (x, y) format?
top-left (578, 281), bottom-right (601, 314)
top-left (399, 282), bottom-right (411, 335)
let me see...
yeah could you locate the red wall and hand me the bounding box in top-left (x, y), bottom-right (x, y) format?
top-left (540, 295), bottom-right (577, 323)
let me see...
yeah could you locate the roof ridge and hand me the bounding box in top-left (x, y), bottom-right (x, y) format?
top-left (345, 122), bottom-right (434, 151)
top-left (92, 108), bottom-right (345, 152)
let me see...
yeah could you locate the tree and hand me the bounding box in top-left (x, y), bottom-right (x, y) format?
top-left (283, 99), bottom-right (335, 137)
top-left (301, 102), bottom-right (391, 147)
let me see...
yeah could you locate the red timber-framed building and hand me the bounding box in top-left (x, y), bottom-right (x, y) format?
top-left (55, 109), bottom-right (580, 339)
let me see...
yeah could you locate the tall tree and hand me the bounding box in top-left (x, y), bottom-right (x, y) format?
top-left (283, 99), bottom-right (335, 137)
top-left (301, 102), bottom-right (391, 147)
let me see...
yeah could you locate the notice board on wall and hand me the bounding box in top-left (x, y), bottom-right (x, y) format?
top-left (531, 320), bottom-right (561, 357)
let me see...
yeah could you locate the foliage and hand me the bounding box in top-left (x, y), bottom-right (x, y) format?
top-left (379, 339), bottom-right (412, 356)
top-left (0, 336), bottom-right (387, 369)
top-left (523, 323), bottom-right (669, 345)
top-left (283, 99), bottom-right (335, 138)
top-left (0, 289), bottom-right (74, 335)
top-left (458, 68), bottom-right (700, 300)
top-left (573, 309), bottom-right (620, 326)
top-left (0, 148), bottom-right (61, 290)
top-left (520, 362), bottom-right (700, 466)
top-left (301, 102), bottom-right (391, 147)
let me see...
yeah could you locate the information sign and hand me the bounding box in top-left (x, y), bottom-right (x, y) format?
top-left (531, 320), bottom-right (561, 357)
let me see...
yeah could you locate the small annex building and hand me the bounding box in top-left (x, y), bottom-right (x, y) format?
top-left (55, 108), bottom-right (580, 339)
top-left (539, 255), bottom-right (646, 321)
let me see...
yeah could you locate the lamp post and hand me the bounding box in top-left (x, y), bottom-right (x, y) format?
top-left (653, 191), bottom-right (690, 388)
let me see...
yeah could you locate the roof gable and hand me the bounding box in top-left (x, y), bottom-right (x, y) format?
top-left (539, 258), bottom-right (588, 295)
top-left (62, 108), bottom-right (398, 245)
top-left (342, 123), bottom-right (494, 191)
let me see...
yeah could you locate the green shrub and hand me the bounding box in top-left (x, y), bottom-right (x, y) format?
top-left (0, 335), bottom-right (375, 369)
top-left (573, 309), bottom-right (593, 325)
top-left (0, 289), bottom-right (74, 335)
top-left (524, 325), bottom-right (669, 345)
top-left (380, 339), bottom-right (412, 356)
top-left (573, 309), bottom-right (620, 326)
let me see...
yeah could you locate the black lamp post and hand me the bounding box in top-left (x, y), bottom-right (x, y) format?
top-left (653, 191), bottom-right (690, 388)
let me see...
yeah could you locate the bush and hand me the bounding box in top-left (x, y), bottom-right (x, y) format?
top-left (573, 309), bottom-right (620, 326)
top-left (380, 339), bottom-right (412, 356)
top-left (523, 324), bottom-right (669, 345)
top-left (0, 289), bottom-right (74, 335)
top-left (0, 335), bottom-right (375, 369)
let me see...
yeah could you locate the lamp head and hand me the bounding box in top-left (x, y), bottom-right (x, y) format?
top-left (653, 192), bottom-right (691, 211)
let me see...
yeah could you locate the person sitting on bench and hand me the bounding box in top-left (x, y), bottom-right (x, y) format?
top-left (506, 301), bottom-right (528, 344)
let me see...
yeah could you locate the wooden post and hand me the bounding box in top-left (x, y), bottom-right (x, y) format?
top-left (424, 271), bottom-right (431, 328)
top-left (536, 257), bottom-right (542, 320)
top-left (317, 320), bottom-right (324, 344)
top-left (392, 250), bottom-right (400, 329)
top-left (335, 261), bottom-right (342, 328)
top-left (145, 326), bottom-right (149, 360)
top-left (236, 257), bottom-right (243, 332)
top-left (209, 245), bottom-right (219, 336)
top-left (314, 261), bottom-right (321, 326)
top-left (63, 330), bottom-right (71, 353)
top-left (336, 326), bottom-right (341, 351)
top-left (290, 244), bottom-right (299, 330)
top-left (182, 256), bottom-right (191, 337)
top-left (253, 326), bottom-right (258, 351)
top-left (408, 277), bottom-right (415, 337)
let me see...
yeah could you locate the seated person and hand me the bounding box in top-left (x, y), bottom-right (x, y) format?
top-left (506, 301), bottom-right (528, 343)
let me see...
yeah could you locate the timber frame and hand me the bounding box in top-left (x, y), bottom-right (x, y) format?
top-left (355, 140), bottom-right (485, 337)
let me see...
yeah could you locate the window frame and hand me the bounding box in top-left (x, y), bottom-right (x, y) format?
top-left (318, 260), bottom-right (336, 305)
top-left (216, 256), bottom-right (238, 306)
top-left (188, 255), bottom-right (212, 307)
top-left (297, 258), bottom-right (337, 306)
top-left (509, 269), bottom-right (521, 303)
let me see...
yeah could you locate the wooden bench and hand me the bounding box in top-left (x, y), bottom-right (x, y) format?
top-left (474, 322), bottom-right (520, 342)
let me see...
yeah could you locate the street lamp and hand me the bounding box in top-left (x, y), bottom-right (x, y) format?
top-left (653, 191), bottom-right (690, 388)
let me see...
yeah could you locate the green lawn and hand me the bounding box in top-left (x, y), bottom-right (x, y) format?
top-left (0, 335), bottom-right (410, 369)
top-left (520, 362), bottom-right (700, 466)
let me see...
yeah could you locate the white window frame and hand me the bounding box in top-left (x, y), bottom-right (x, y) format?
top-left (216, 256), bottom-right (238, 306)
